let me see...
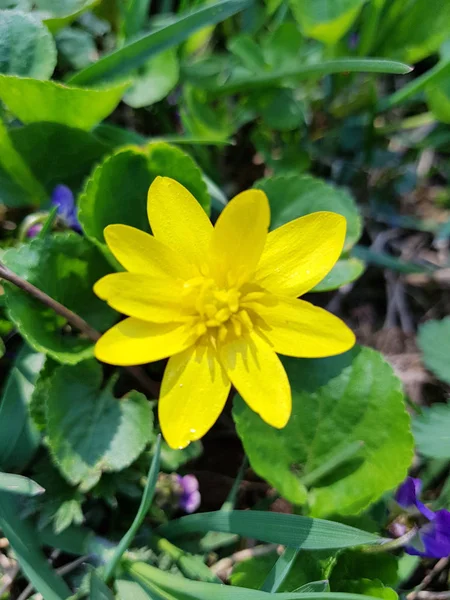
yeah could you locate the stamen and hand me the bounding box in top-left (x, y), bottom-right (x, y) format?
top-left (185, 277), bottom-right (257, 342)
top-left (218, 325), bottom-right (228, 342)
top-left (232, 317), bottom-right (242, 337)
top-left (238, 309), bottom-right (253, 331)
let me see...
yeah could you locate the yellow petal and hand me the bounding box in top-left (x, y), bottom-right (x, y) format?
top-left (258, 296), bottom-right (355, 358)
top-left (104, 224), bottom-right (193, 279)
top-left (210, 189), bottom-right (270, 287)
top-left (219, 331), bottom-right (291, 428)
top-left (95, 318), bottom-right (194, 366)
top-left (147, 177), bottom-right (213, 270)
top-left (94, 273), bottom-right (186, 323)
top-left (159, 343), bottom-right (231, 449)
top-left (254, 212), bottom-right (346, 297)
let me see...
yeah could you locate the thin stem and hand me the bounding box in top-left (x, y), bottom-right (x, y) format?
top-left (0, 261), bottom-right (159, 397)
top-left (363, 527), bottom-right (419, 553)
top-left (104, 436), bottom-right (161, 583)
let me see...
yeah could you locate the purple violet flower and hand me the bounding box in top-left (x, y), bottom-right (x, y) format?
top-left (27, 185), bottom-right (80, 238)
top-left (176, 474), bottom-right (201, 514)
top-left (395, 477), bottom-right (450, 558)
top-left (51, 185), bottom-right (81, 232)
top-left (26, 223), bottom-right (43, 237)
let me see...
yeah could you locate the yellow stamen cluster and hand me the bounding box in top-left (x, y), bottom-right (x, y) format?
top-left (182, 277), bottom-right (267, 343)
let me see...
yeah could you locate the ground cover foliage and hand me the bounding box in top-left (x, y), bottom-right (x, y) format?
top-left (0, 0), bottom-right (450, 599)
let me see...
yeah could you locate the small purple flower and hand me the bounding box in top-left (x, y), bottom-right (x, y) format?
top-left (26, 223), bottom-right (43, 237)
top-left (394, 477), bottom-right (450, 558)
top-left (51, 185), bottom-right (80, 232)
top-left (26, 185), bottom-right (80, 238)
top-left (176, 475), bottom-right (201, 514)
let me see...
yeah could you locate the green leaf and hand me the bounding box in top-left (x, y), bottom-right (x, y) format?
top-left (260, 548), bottom-right (300, 592)
top-left (330, 549), bottom-right (398, 589)
top-left (186, 58), bottom-right (411, 95)
top-left (379, 0), bottom-right (450, 64)
top-left (30, 358), bottom-right (57, 432)
top-left (69, 0), bottom-right (250, 85)
top-left (104, 436), bottom-right (161, 581)
top-left (228, 34), bottom-right (267, 72)
top-left (417, 317), bottom-right (450, 383)
top-left (257, 89), bottom-right (305, 131)
top-left (36, 0), bottom-right (100, 33)
top-left (0, 75), bottom-right (129, 130)
top-left (231, 550), bottom-right (322, 593)
top-left (2, 234), bottom-right (116, 364)
top-left (233, 347), bottom-right (414, 517)
top-left (46, 360), bottom-right (154, 490)
top-left (289, 0), bottom-right (365, 45)
top-left (56, 27), bottom-right (97, 70)
top-left (0, 345), bottom-right (44, 470)
top-left (0, 337), bottom-right (4, 358)
top-left (338, 579), bottom-right (397, 600)
top-left (116, 580), bottom-right (161, 600)
top-left (128, 561), bottom-right (385, 600)
top-left (0, 472), bottom-right (44, 496)
top-left (181, 85), bottom-right (234, 142)
top-left (262, 22), bottom-right (304, 72)
top-left (0, 491), bottom-right (71, 600)
top-left (312, 258), bottom-right (365, 292)
top-left (124, 48), bottom-right (179, 108)
top-left (0, 118), bottom-right (47, 207)
top-left (159, 510), bottom-right (381, 550)
top-left (90, 570), bottom-right (115, 600)
top-left (9, 122), bottom-right (112, 194)
top-left (79, 142), bottom-right (210, 253)
top-left (0, 10), bottom-right (56, 79)
top-left (255, 174), bottom-right (362, 251)
top-left (413, 403), bottom-right (450, 459)
top-left (351, 245), bottom-right (434, 275)
top-left (120, 0), bottom-right (151, 41)
top-left (295, 581), bottom-right (330, 593)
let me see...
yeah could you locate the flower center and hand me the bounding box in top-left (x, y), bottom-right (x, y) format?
top-left (182, 277), bottom-right (266, 343)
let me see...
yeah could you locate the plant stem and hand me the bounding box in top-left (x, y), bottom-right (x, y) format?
top-left (104, 436), bottom-right (161, 583)
top-left (0, 261), bottom-right (159, 397)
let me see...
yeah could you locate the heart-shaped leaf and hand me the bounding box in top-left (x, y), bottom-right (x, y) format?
top-left (0, 10), bottom-right (56, 79)
top-left (233, 346), bottom-right (413, 516)
top-left (79, 142), bottom-right (210, 255)
top-left (0, 75), bottom-right (129, 130)
top-left (46, 360), bottom-right (154, 490)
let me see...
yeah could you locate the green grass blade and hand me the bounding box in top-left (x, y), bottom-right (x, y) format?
top-left (158, 510), bottom-right (381, 550)
top-left (0, 492), bottom-right (71, 600)
top-left (380, 59), bottom-right (450, 111)
top-left (104, 435), bottom-right (161, 582)
top-left (69, 0), bottom-right (250, 85)
top-left (190, 58), bottom-right (411, 95)
top-left (351, 245), bottom-right (436, 274)
top-left (0, 472), bottom-right (44, 496)
top-left (129, 561), bottom-right (384, 600)
top-left (90, 570), bottom-right (115, 599)
top-left (260, 547), bottom-right (299, 593)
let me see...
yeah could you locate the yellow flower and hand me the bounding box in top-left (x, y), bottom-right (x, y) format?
top-left (94, 177), bottom-right (355, 449)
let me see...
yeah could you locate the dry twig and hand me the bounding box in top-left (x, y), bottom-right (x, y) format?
top-left (407, 557), bottom-right (450, 600)
top-left (0, 261), bottom-right (159, 397)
